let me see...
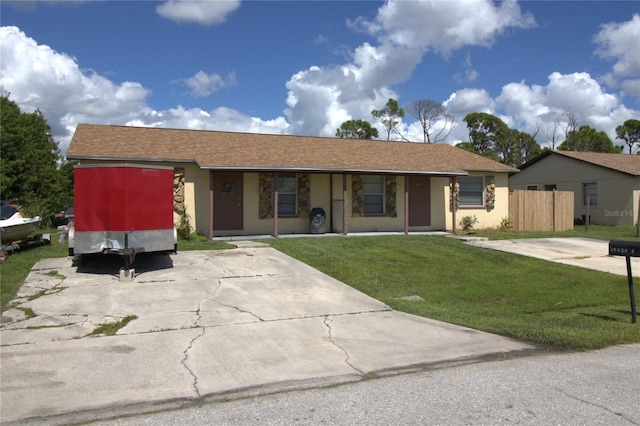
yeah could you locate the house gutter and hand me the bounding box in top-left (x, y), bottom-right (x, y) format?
top-left (66, 155), bottom-right (477, 177)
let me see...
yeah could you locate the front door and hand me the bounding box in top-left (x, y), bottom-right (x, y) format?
top-left (408, 176), bottom-right (431, 226)
top-left (213, 172), bottom-right (243, 230)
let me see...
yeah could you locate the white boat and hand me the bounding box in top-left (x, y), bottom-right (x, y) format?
top-left (1, 203), bottom-right (42, 244)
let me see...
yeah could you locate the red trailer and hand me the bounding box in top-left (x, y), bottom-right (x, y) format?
top-left (69, 164), bottom-right (177, 268)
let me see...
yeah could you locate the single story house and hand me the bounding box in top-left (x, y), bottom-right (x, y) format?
top-left (66, 124), bottom-right (518, 237)
top-left (510, 150), bottom-right (640, 226)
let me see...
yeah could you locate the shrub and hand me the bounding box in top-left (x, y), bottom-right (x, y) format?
top-left (459, 215), bottom-right (479, 232)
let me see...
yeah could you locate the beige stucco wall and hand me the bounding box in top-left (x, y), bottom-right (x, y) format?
top-left (443, 172), bottom-right (511, 230)
top-left (510, 155), bottom-right (640, 226)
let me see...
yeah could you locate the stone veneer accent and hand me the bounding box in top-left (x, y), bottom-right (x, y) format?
top-left (173, 168), bottom-right (186, 216)
top-left (449, 178), bottom-right (459, 212)
top-left (352, 175), bottom-right (364, 217)
top-left (297, 173), bottom-right (310, 218)
top-left (485, 175), bottom-right (496, 211)
top-left (259, 172), bottom-right (273, 219)
top-left (385, 176), bottom-right (397, 218)
top-left (258, 172), bottom-right (310, 219)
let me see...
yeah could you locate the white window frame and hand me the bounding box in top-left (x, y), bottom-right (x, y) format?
top-left (362, 175), bottom-right (384, 216)
top-left (458, 176), bottom-right (484, 207)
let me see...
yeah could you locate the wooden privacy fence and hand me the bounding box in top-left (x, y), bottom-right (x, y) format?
top-left (509, 190), bottom-right (574, 232)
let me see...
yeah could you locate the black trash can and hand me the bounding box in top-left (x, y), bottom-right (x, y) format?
top-left (310, 207), bottom-right (326, 234)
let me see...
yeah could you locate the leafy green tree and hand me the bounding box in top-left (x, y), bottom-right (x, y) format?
top-left (372, 98), bottom-right (405, 141)
top-left (335, 119), bottom-right (379, 139)
top-left (558, 125), bottom-right (622, 153)
top-left (463, 112), bottom-right (541, 166)
top-left (512, 130), bottom-right (542, 165)
top-left (0, 95), bottom-right (75, 221)
top-left (463, 112), bottom-right (509, 156)
top-left (616, 119), bottom-right (640, 154)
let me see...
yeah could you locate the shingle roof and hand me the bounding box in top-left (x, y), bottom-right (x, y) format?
top-left (519, 150), bottom-right (640, 176)
top-left (66, 124), bottom-right (518, 175)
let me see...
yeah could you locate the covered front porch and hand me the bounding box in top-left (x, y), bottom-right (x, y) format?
top-left (205, 171), bottom-right (467, 239)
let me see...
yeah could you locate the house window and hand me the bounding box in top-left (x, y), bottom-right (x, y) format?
top-left (273, 173), bottom-right (297, 216)
top-left (544, 184), bottom-right (557, 191)
top-left (583, 182), bottom-right (597, 206)
top-left (526, 185), bottom-right (538, 191)
top-left (458, 176), bottom-right (484, 206)
top-left (362, 175), bottom-right (384, 215)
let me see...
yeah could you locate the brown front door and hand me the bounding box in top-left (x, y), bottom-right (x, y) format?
top-left (408, 176), bottom-right (431, 226)
top-left (213, 172), bottom-right (243, 230)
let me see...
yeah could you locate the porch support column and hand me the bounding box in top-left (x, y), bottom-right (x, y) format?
top-left (342, 173), bottom-right (348, 235)
top-left (451, 176), bottom-right (457, 234)
top-left (273, 172), bottom-right (279, 237)
top-left (209, 171), bottom-right (214, 239)
top-left (404, 176), bottom-right (409, 235)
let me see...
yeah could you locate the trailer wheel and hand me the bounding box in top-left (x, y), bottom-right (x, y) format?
top-left (71, 254), bottom-right (83, 267)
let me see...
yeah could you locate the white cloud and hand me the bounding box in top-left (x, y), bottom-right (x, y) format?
top-left (494, 72), bottom-right (636, 147)
top-left (156, 0), bottom-right (241, 26)
top-left (180, 70), bottom-right (236, 98)
top-left (284, 0), bottom-right (533, 138)
top-left (126, 105), bottom-right (289, 134)
top-left (594, 14), bottom-right (640, 98)
top-left (442, 88), bottom-right (496, 143)
top-left (0, 26), bottom-right (149, 152)
top-left (352, 0), bottom-right (535, 55)
top-left (0, 26), bottom-right (287, 154)
top-left (594, 14), bottom-right (640, 77)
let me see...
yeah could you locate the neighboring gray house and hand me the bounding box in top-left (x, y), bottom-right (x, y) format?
top-left (510, 150), bottom-right (640, 226)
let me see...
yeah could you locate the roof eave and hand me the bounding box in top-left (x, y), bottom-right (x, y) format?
top-left (201, 165), bottom-right (469, 176)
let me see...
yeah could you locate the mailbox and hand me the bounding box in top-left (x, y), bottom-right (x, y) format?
top-left (608, 240), bottom-right (639, 323)
top-left (609, 240), bottom-right (640, 257)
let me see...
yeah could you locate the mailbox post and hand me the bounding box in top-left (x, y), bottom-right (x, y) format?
top-left (608, 240), bottom-right (639, 323)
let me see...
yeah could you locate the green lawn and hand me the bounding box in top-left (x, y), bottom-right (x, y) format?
top-left (266, 235), bottom-right (639, 351)
top-left (472, 224), bottom-right (640, 241)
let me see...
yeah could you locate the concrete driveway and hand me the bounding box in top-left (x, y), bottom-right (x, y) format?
top-left (0, 242), bottom-right (532, 424)
top-left (464, 237), bottom-right (640, 277)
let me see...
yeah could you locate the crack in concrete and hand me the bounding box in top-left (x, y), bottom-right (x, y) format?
top-left (322, 315), bottom-right (365, 376)
top-left (181, 327), bottom-right (205, 398)
top-left (554, 387), bottom-right (639, 425)
top-left (210, 278), bottom-right (265, 322)
top-left (181, 299), bottom-right (206, 398)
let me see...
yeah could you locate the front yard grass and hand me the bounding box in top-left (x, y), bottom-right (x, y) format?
top-left (472, 224), bottom-right (640, 241)
top-left (266, 235), bottom-right (639, 351)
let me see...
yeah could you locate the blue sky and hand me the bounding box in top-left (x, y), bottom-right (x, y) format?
top-left (1, 1), bottom-right (639, 154)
